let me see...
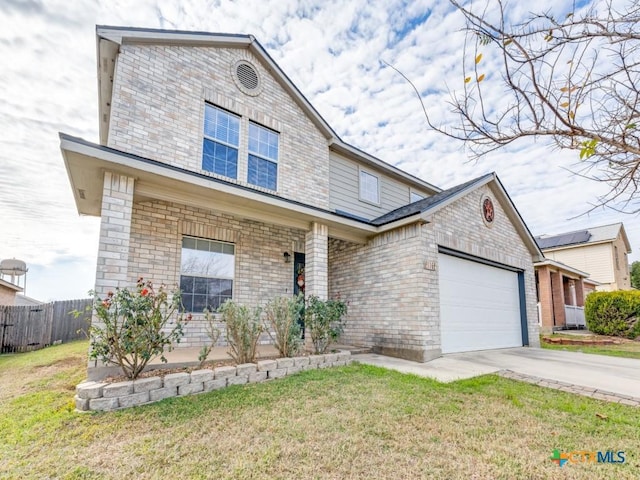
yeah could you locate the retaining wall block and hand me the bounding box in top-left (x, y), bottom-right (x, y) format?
top-left (214, 366), bottom-right (237, 378)
top-left (89, 397), bottom-right (119, 412)
top-left (236, 363), bottom-right (257, 376)
top-left (227, 375), bottom-right (248, 386)
top-left (103, 381), bottom-right (133, 398)
top-left (257, 360), bottom-right (277, 372)
top-left (76, 381), bottom-right (107, 400)
top-left (164, 372), bottom-right (190, 389)
top-left (276, 358), bottom-right (294, 369)
top-left (292, 356), bottom-right (309, 367)
top-left (150, 387), bottom-right (178, 402)
top-left (190, 369), bottom-right (214, 384)
top-left (248, 371), bottom-right (267, 383)
top-left (133, 377), bottom-right (162, 393)
top-left (119, 391), bottom-right (150, 408)
top-left (204, 378), bottom-right (227, 392)
top-left (178, 382), bottom-right (204, 395)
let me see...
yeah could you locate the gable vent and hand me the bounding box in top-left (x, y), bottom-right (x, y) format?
top-left (232, 60), bottom-right (262, 96)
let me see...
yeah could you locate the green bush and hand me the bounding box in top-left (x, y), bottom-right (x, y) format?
top-left (88, 278), bottom-right (188, 379)
top-left (264, 295), bottom-right (303, 357)
top-left (585, 291), bottom-right (640, 339)
top-left (197, 308), bottom-right (222, 367)
top-left (219, 300), bottom-right (263, 364)
top-left (304, 296), bottom-right (348, 354)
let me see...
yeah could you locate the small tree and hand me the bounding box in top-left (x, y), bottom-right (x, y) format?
top-left (219, 300), bottom-right (263, 364)
top-left (630, 261), bottom-right (640, 289)
top-left (264, 295), bottom-right (303, 357)
top-left (304, 296), bottom-right (347, 354)
top-left (89, 278), bottom-right (188, 379)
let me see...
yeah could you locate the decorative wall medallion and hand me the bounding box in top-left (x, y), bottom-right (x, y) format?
top-left (481, 195), bottom-right (495, 226)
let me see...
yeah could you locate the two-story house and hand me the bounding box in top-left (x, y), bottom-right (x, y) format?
top-left (536, 223), bottom-right (632, 291)
top-left (60, 26), bottom-right (543, 378)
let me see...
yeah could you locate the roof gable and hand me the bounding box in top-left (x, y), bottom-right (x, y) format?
top-left (372, 172), bottom-right (543, 260)
top-left (95, 26), bottom-right (441, 195)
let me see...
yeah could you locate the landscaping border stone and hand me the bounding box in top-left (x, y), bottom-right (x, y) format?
top-left (75, 350), bottom-right (353, 412)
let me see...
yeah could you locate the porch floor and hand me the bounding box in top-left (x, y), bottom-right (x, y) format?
top-left (147, 343), bottom-right (368, 366)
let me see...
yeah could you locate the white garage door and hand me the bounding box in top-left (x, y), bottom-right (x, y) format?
top-left (438, 253), bottom-right (523, 354)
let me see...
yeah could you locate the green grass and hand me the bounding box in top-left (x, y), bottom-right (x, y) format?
top-left (1, 342), bottom-right (639, 479)
top-left (541, 334), bottom-right (640, 359)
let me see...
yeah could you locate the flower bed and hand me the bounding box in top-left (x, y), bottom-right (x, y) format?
top-left (75, 351), bottom-right (352, 412)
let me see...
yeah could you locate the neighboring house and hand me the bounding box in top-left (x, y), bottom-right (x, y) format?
top-left (534, 259), bottom-right (598, 332)
top-left (60, 26), bottom-right (544, 377)
top-left (0, 278), bottom-right (22, 306)
top-left (14, 294), bottom-right (43, 307)
top-left (536, 223), bottom-right (632, 291)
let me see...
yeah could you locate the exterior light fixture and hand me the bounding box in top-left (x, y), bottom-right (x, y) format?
top-left (283, 252), bottom-right (291, 263)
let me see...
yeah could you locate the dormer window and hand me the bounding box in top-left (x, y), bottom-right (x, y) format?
top-left (202, 104), bottom-right (240, 179)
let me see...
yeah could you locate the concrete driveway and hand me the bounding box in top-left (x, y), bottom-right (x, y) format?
top-left (355, 347), bottom-right (640, 401)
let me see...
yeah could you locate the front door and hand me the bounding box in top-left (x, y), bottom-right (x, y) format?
top-left (293, 252), bottom-right (305, 338)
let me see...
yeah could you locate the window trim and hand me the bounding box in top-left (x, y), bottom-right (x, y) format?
top-left (247, 120), bottom-right (279, 191)
top-left (358, 167), bottom-right (381, 206)
top-left (179, 235), bottom-right (236, 313)
top-left (202, 103), bottom-right (241, 180)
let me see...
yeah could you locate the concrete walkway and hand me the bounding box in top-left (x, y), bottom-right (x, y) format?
top-left (355, 347), bottom-right (640, 405)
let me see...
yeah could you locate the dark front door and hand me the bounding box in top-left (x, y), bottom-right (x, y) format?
top-left (293, 252), bottom-right (305, 338)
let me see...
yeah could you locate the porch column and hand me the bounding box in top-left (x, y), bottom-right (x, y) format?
top-left (575, 279), bottom-right (585, 306)
top-left (94, 172), bottom-right (135, 296)
top-left (304, 222), bottom-right (328, 351)
top-left (550, 271), bottom-right (566, 327)
top-left (89, 172), bottom-right (134, 375)
top-left (538, 266), bottom-right (554, 333)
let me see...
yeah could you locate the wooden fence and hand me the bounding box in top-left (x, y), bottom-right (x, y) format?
top-left (0, 299), bottom-right (92, 353)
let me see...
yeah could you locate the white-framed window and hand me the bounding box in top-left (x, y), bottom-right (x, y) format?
top-left (410, 190), bottom-right (425, 203)
top-left (248, 122), bottom-right (279, 191)
top-left (359, 169), bottom-right (380, 204)
top-left (202, 104), bottom-right (240, 179)
top-left (180, 237), bottom-right (235, 313)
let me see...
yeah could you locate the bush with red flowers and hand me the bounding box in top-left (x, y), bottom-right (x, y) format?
top-left (89, 278), bottom-right (189, 379)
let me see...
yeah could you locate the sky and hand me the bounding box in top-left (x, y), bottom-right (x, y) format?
top-left (0, 0), bottom-right (637, 301)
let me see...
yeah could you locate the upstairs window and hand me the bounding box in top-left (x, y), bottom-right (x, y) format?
top-left (202, 104), bottom-right (240, 179)
top-left (180, 237), bottom-right (235, 313)
top-left (410, 190), bottom-right (425, 203)
top-left (248, 122), bottom-right (279, 190)
top-left (359, 169), bottom-right (380, 204)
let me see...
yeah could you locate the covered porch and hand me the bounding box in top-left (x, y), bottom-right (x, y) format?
top-left (534, 259), bottom-right (594, 333)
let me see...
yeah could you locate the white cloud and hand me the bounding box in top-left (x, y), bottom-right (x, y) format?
top-left (0, 0), bottom-right (638, 301)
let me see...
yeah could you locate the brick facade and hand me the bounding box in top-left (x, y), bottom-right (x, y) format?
top-left (107, 44), bottom-right (330, 210)
top-left (329, 184), bottom-right (540, 362)
top-left (126, 199), bottom-right (306, 347)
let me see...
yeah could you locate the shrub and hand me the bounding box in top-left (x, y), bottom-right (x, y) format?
top-left (585, 290), bottom-right (640, 339)
top-left (304, 296), bottom-right (347, 354)
top-left (219, 300), bottom-right (263, 364)
top-left (88, 278), bottom-right (188, 379)
top-left (197, 308), bottom-right (222, 367)
top-left (264, 295), bottom-right (303, 357)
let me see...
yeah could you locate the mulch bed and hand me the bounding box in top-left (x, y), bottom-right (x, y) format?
top-left (542, 336), bottom-right (621, 346)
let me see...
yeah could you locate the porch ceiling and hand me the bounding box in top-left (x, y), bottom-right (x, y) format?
top-left (60, 134), bottom-right (381, 244)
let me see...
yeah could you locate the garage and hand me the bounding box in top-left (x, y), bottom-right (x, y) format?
top-left (438, 251), bottom-right (525, 354)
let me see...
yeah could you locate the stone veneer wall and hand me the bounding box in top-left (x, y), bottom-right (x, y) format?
top-left (76, 351), bottom-right (352, 412)
top-left (126, 199), bottom-right (307, 347)
top-left (108, 44), bottom-right (330, 209)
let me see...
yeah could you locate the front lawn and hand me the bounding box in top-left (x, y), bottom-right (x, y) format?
top-left (1, 341), bottom-right (638, 479)
top-left (541, 333), bottom-right (640, 360)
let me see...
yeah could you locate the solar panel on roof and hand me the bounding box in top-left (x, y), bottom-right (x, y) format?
top-left (536, 230), bottom-right (591, 249)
